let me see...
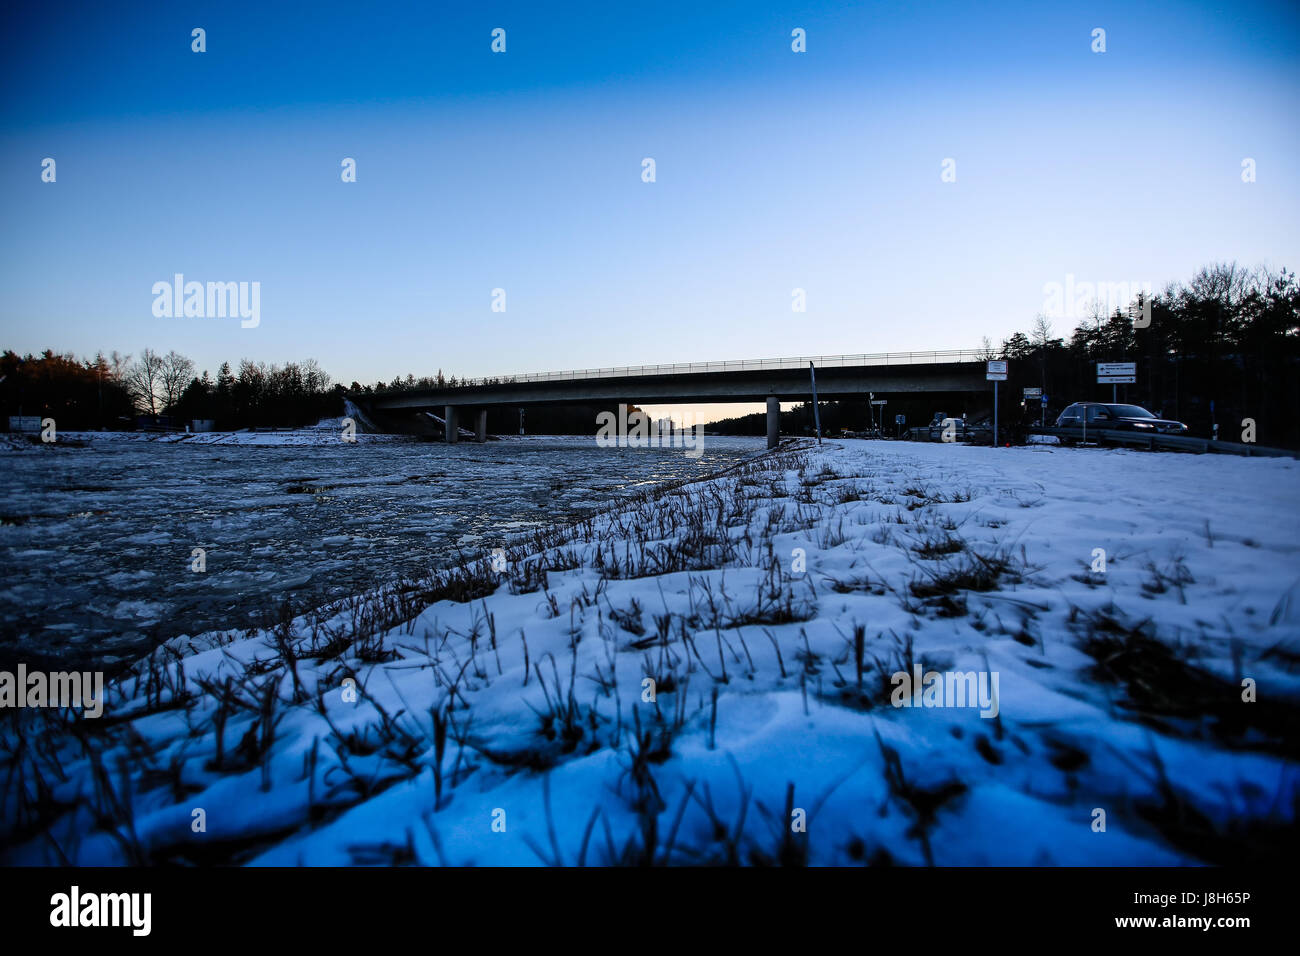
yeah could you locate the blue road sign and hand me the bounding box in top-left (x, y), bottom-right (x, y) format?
top-left (1041, 395), bottom-right (1048, 405)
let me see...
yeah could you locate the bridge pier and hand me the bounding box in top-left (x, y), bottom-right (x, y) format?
top-left (767, 396), bottom-right (779, 449)
top-left (444, 406), bottom-right (458, 443)
top-left (474, 409), bottom-right (487, 443)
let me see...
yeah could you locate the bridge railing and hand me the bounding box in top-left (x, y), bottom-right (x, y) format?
top-left (502, 350), bottom-right (988, 384)
top-left (361, 349), bottom-right (990, 395)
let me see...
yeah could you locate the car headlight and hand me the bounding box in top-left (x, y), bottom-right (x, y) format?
top-left (1132, 422), bottom-right (1154, 429)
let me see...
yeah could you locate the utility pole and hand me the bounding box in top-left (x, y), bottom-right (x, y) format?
top-left (809, 362), bottom-right (822, 444)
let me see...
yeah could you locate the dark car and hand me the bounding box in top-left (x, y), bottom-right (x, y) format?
top-left (1054, 402), bottom-right (1189, 435)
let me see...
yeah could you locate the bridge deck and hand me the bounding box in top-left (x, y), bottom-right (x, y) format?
top-left (363, 351), bottom-right (990, 410)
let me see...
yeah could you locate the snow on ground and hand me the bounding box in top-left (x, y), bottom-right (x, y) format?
top-left (2, 439), bottom-right (1298, 865)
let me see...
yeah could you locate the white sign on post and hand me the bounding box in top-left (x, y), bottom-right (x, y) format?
top-left (986, 360), bottom-right (1008, 446)
top-left (1096, 362), bottom-right (1136, 384)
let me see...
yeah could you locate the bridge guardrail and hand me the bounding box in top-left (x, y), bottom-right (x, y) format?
top-left (364, 350), bottom-right (991, 394)
top-left (507, 350), bottom-right (987, 383)
top-left (1029, 426), bottom-right (1299, 459)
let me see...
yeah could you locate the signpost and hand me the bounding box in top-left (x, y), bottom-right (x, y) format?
top-left (869, 398), bottom-right (887, 435)
top-left (987, 361), bottom-right (1007, 446)
top-left (1022, 387), bottom-right (1043, 426)
top-left (1096, 362), bottom-right (1136, 402)
top-left (1023, 387), bottom-right (1043, 426)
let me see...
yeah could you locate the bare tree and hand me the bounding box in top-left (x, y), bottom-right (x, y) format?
top-left (108, 350), bottom-right (132, 383)
top-left (159, 351), bottom-right (195, 411)
top-left (301, 358), bottom-right (330, 394)
top-left (123, 348), bottom-right (164, 415)
top-left (1087, 297), bottom-right (1107, 331)
top-left (977, 336), bottom-right (997, 362)
top-left (1189, 261), bottom-right (1251, 308)
top-left (1030, 314), bottom-right (1053, 349)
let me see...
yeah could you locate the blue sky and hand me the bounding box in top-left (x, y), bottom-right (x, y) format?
top-left (2, 0), bottom-right (1298, 417)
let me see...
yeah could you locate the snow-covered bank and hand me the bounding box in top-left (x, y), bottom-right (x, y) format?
top-left (3, 440), bottom-right (1298, 865)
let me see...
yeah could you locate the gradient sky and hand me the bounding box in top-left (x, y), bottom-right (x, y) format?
top-left (2, 0), bottom-right (1298, 421)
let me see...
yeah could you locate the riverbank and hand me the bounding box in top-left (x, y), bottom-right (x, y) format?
top-left (2, 439), bottom-right (1298, 865)
top-left (0, 424), bottom-right (414, 448)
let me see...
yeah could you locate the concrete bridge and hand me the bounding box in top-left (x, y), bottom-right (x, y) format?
top-left (356, 350), bottom-right (990, 448)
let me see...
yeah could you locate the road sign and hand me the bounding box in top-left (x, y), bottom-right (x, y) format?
top-left (870, 399), bottom-right (887, 405)
top-left (894, 414), bottom-right (905, 424)
top-left (1097, 362), bottom-right (1136, 384)
top-left (986, 361), bottom-right (1008, 445)
top-left (1023, 387), bottom-right (1042, 397)
top-left (1040, 394), bottom-right (1048, 405)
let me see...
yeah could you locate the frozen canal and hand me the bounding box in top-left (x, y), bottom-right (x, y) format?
top-left (0, 435), bottom-right (767, 671)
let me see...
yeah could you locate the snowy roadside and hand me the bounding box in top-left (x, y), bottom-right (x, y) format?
top-left (3, 439), bottom-right (1298, 865)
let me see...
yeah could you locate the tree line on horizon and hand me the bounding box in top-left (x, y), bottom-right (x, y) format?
top-left (993, 261), bottom-right (1300, 445)
top-left (6, 261), bottom-right (1297, 442)
top-left (0, 349), bottom-right (342, 430)
top-left (711, 262), bottom-right (1300, 446)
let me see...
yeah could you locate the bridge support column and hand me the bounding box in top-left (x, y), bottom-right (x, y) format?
top-left (444, 406), bottom-right (458, 443)
top-left (766, 396), bottom-right (779, 449)
top-left (474, 409), bottom-right (487, 443)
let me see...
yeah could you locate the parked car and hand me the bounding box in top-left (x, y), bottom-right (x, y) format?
top-left (1054, 403), bottom-right (1189, 435)
top-left (910, 412), bottom-right (963, 441)
top-left (906, 413), bottom-right (994, 443)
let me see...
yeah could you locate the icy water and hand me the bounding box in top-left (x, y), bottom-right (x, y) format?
top-left (0, 436), bottom-right (767, 671)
